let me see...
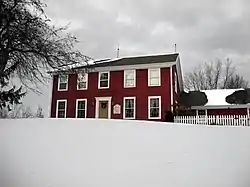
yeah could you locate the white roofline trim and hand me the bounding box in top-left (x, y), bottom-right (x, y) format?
top-left (191, 104), bottom-right (250, 110)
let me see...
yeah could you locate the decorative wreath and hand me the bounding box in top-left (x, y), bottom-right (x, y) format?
top-left (101, 103), bottom-right (107, 109)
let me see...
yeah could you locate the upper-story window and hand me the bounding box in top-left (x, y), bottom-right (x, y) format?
top-left (58, 74), bottom-right (68, 91)
top-left (148, 68), bottom-right (161, 86)
top-left (98, 72), bottom-right (110, 89)
top-left (124, 70), bottom-right (136, 88)
top-left (77, 73), bottom-right (88, 90)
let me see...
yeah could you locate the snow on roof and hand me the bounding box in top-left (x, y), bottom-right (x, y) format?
top-left (1, 118), bottom-right (250, 187)
top-left (201, 88), bottom-right (244, 106)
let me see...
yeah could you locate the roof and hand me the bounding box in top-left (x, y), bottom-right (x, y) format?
top-left (201, 89), bottom-right (244, 106)
top-left (74, 53), bottom-right (179, 69)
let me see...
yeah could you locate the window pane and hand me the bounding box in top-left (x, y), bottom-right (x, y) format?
top-left (58, 101), bottom-right (66, 110)
top-left (78, 101), bottom-right (86, 110)
top-left (150, 78), bottom-right (159, 86)
top-left (78, 82), bottom-right (86, 89)
top-left (59, 83), bottom-right (67, 90)
top-left (100, 73), bottom-right (108, 80)
top-left (59, 75), bottom-right (68, 83)
top-left (77, 110), bottom-right (86, 118)
top-left (150, 98), bottom-right (159, 107)
top-left (125, 109), bottom-right (134, 118)
top-left (198, 110), bottom-right (206, 115)
top-left (125, 79), bottom-right (134, 87)
top-left (100, 80), bottom-right (108, 87)
top-left (125, 99), bottom-right (134, 108)
top-left (150, 108), bottom-right (159, 118)
top-left (78, 73), bottom-right (87, 81)
top-left (125, 71), bottom-right (134, 79)
top-left (150, 69), bottom-right (159, 78)
top-left (57, 110), bottom-right (65, 118)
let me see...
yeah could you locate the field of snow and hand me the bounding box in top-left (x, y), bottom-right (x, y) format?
top-left (0, 119), bottom-right (250, 187)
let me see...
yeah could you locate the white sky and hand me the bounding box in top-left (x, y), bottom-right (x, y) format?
top-left (22, 0), bottom-right (250, 116)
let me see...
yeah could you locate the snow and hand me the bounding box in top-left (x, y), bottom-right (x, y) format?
top-left (1, 119), bottom-right (250, 187)
top-left (202, 88), bottom-right (244, 106)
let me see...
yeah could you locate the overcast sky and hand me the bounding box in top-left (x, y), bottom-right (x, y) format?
top-left (23, 0), bottom-right (250, 117)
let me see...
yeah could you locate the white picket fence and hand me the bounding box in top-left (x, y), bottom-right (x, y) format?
top-left (174, 115), bottom-right (250, 126)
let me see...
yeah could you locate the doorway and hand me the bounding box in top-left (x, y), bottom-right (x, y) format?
top-left (95, 97), bottom-right (112, 119)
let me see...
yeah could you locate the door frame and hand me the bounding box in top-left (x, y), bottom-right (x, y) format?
top-left (95, 97), bottom-right (112, 119)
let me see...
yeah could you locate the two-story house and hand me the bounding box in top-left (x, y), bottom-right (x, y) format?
top-left (49, 53), bottom-right (183, 121)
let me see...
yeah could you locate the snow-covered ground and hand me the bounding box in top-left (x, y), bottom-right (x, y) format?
top-left (0, 119), bottom-right (250, 187)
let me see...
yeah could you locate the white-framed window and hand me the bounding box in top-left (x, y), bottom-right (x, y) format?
top-left (56, 100), bottom-right (67, 118)
top-left (76, 99), bottom-right (87, 118)
top-left (58, 74), bottom-right (68, 91)
top-left (148, 96), bottom-right (161, 119)
top-left (123, 97), bottom-right (136, 119)
top-left (148, 68), bottom-right (161, 86)
top-left (98, 72), bottom-right (110, 89)
top-left (124, 70), bottom-right (136, 88)
top-left (196, 109), bottom-right (207, 116)
top-left (77, 73), bottom-right (88, 90)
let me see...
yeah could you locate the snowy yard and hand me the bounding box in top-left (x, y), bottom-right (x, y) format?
top-left (0, 119), bottom-right (250, 187)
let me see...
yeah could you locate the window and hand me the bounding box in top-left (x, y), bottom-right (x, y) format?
top-left (123, 97), bottom-right (136, 119)
top-left (98, 72), bottom-right (110, 89)
top-left (56, 100), bottom-right (67, 118)
top-left (77, 73), bottom-right (88, 90)
top-left (76, 99), bottom-right (87, 118)
top-left (148, 68), bottom-right (161, 86)
top-left (148, 96), bottom-right (161, 119)
top-left (197, 110), bottom-right (206, 116)
top-left (124, 70), bottom-right (136, 88)
top-left (58, 74), bottom-right (68, 91)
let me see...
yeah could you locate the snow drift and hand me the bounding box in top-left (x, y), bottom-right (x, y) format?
top-left (0, 119), bottom-right (250, 187)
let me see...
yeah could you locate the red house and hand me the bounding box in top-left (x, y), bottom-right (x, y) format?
top-left (49, 53), bottom-right (184, 121)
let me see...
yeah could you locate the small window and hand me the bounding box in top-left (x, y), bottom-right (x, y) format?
top-left (124, 70), bottom-right (136, 88)
top-left (77, 73), bottom-right (88, 90)
top-left (123, 97), bottom-right (136, 119)
top-left (76, 99), bottom-right (87, 118)
top-left (148, 96), bottom-right (161, 119)
top-left (99, 72), bottom-right (109, 89)
top-left (148, 68), bottom-right (161, 86)
top-left (58, 74), bottom-right (68, 91)
top-left (56, 100), bottom-right (67, 118)
top-left (197, 110), bottom-right (206, 116)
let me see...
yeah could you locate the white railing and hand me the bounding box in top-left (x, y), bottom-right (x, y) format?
top-left (174, 115), bottom-right (250, 126)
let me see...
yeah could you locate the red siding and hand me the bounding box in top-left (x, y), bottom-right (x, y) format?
top-left (51, 67), bottom-right (173, 121)
top-left (207, 108), bottom-right (247, 116)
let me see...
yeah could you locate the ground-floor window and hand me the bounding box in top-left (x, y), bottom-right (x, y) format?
top-left (196, 109), bottom-right (207, 116)
top-left (123, 97), bottom-right (136, 119)
top-left (76, 99), bottom-right (87, 118)
top-left (148, 96), bottom-right (161, 119)
top-left (56, 100), bottom-right (67, 118)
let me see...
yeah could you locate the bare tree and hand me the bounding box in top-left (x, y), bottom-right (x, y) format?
top-left (35, 105), bottom-right (44, 118)
top-left (0, 0), bottom-right (92, 110)
top-left (185, 59), bottom-right (249, 90)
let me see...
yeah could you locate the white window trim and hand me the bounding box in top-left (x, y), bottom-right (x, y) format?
top-left (148, 96), bottom-right (161, 119)
top-left (75, 99), bottom-right (87, 118)
top-left (57, 74), bottom-right (68, 91)
top-left (77, 73), bottom-right (88, 90)
top-left (95, 97), bottom-right (112, 119)
top-left (196, 109), bottom-right (207, 116)
top-left (124, 70), bottom-right (136, 88)
top-left (98, 71), bottom-right (110, 89)
top-left (148, 68), bottom-right (161, 87)
top-left (123, 97), bottom-right (136, 119)
top-left (56, 99), bottom-right (67, 118)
